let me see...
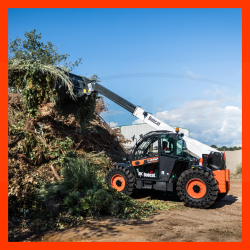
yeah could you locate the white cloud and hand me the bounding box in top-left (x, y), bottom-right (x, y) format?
top-left (108, 121), bottom-right (118, 127)
top-left (154, 100), bottom-right (242, 147)
top-left (132, 119), bottom-right (144, 125)
top-left (203, 85), bottom-right (242, 104)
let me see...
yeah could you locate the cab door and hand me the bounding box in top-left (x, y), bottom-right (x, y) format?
top-left (131, 136), bottom-right (160, 179)
top-left (159, 134), bottom-right (189, 182)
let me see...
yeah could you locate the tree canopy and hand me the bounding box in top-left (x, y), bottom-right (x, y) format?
top-left (8, 29), bottom-right (82, 117)
top-left (8, 29), bottom-right (82, 71)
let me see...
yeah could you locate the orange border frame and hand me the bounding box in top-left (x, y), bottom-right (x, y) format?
top-left (1, 2), bottom-right (246, 248)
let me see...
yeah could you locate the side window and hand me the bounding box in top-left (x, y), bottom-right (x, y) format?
top-left (176, 139), bottom-right (183, 156)
top-left (161, 135), bottom-right (174, 155)
top-left (133, 136), bottom-right (158, 160)
top-left (152, 140), bottom-right (159, 155)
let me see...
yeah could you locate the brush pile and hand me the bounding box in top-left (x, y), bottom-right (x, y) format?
top-left (8, 89), bottom-right (131, 212)
top-left (8, 30), bottom-right (133, 221)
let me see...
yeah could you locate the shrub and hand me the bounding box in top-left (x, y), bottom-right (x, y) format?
top-left (91, 188), bottom-right (113, 215)
top-left (236, 162), bottom-right (242, 174)
top-left (63, 191), bottom-right (82, 215)
top-left (35, 156), bottom-right (177, 221)
top-left (62, 157), bottom-right (104, 193)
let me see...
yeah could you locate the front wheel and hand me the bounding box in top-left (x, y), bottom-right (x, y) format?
top-left (105, 165), bottom-right (135, 196)
top-left (176, 168), bottom-right (218, 208)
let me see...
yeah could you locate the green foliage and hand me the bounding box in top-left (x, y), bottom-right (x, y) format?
top-left (8, 29), bottom-right (82, 117)
top-left (232, 162), bottom-right (242, 179)
top-left (35, 155), bottom-right (181, 220)
top-left (78, 186), bottom-right (184, 219)
top-left (8, 58), bottom-right (75, 117)
top-left (91, 188), bottom-right (113, 215)
top-left (35, 156), bottom-right (103, 202)
top-left (8, 29), bottom-right (82, 71)
top-left (54, 93), bottom-right (98, 129)
top-left (235, 162), bottom-right (242, 174)
top-left (8, 30), bottom-right (98, 129)
top-left (63, 191), bottom-right (83, 215)
top-left (62, 157), bottom-right (104, 193)
top-left (35, 180), bottom-right (66, 203)
top-left (10, 117), bottom-right (76, 166)
top-left (50, 137), bottom-right (76, 165)
top-left (82, 151), bottom-right (112, 174)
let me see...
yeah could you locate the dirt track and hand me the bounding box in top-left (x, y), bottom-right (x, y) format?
top-left (37, 179), bottom-right (242, 242)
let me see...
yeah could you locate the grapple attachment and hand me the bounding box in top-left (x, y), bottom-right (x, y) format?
top-left (54, 72), bottom-right (96, 100)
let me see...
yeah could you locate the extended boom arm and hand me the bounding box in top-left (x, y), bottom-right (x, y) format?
top-left (55, 73), bottom-right (219, 158)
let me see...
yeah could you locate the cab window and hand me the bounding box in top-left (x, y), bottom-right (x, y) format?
top-left (161, 135), bottom-right (174, 155)
top-left (133, 136), bottom-right (158, 160)
top-left (176, 139), bottom-right (183, 156)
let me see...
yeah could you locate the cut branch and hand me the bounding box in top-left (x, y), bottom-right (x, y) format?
top-left (49, 164), bottom-right (62, 181)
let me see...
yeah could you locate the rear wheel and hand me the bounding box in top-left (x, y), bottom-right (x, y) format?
top-left (105, 165), bottom-right (135, 196)
top-left (176, 168), bottom-right (218, 208)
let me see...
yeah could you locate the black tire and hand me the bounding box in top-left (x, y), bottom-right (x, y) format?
top-left (216, 191), bottom-right (228, 201)
top-left (105, 165), bottom-right (135, 196)
top-left (176, 168), bottom-right (218, 208)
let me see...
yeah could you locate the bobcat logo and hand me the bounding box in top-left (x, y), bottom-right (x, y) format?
top-left (148, 116), bottom-right (161, 126)
top-left (138, 172), bottom-right (156, 178)
top-left (138, 172), bottom-right (143, 177)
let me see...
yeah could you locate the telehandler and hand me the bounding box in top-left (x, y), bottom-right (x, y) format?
top-left (55, 72), bottom-right (230, 208)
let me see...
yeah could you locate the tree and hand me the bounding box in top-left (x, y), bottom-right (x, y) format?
top-left (210, 145), bottom-right (218, 149)
top-left (8, 29), bottom-right (82, 117)
top-left (8, 29), bottom-right (81, 71)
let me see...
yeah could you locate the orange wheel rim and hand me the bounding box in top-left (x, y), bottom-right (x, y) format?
top-left (111, 174), bottom-right (125, 191)
top-left (186, 178), bottom-right (207, 199)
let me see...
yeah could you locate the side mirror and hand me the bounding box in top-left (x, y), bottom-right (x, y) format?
top-left (131, 135), bottom-right (135, 142)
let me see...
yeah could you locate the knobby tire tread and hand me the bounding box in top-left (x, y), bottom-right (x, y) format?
top-left (105, 165), bottom-right (135, 196)
top-left (176, 168), bottom-right (218, 208)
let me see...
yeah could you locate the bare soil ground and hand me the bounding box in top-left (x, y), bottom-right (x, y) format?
top-left (29, 179), bottom-right (241, 242)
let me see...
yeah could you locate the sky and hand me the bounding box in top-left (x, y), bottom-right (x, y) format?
top-left (8, 8), bottom-right (242, 147)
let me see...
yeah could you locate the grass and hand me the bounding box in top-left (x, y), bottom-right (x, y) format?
top-left (235, 163), bottom-right (242, 174)
top-left (232, 162), bottom-right (242, 179)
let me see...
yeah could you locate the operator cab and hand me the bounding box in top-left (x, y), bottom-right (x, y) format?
top-left (131, 130), bottom-right (189, 191)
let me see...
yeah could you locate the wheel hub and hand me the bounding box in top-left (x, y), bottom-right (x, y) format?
top-left (116, 179), bottom-right (122, 187)
top-left (186, 178), bottom-right (207, 199)
top-left (193, 184), bottom-right (201, 193)
top-left (111, 174), bottom-right (126, 192)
